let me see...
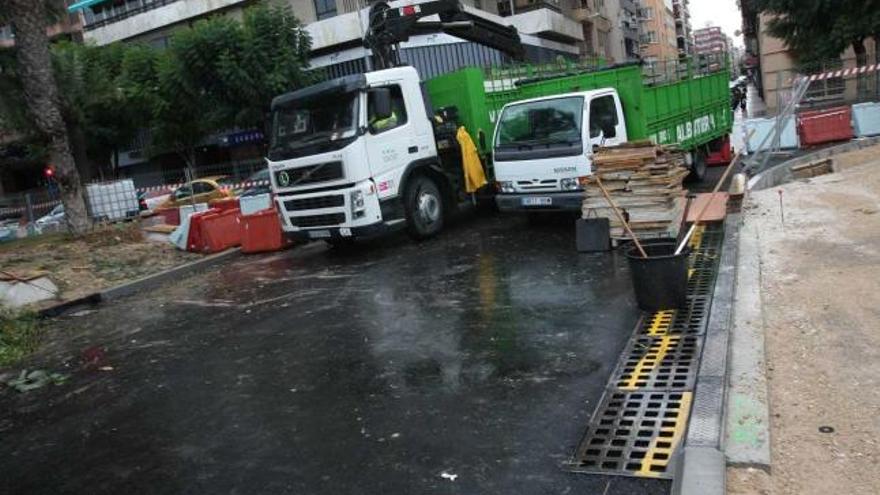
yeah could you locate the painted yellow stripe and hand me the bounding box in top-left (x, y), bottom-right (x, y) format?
top-left (646, 310), bottom-right (674, 336)
top-left (637, 391), bottom-right (694, 478)
top-left (621, 335), bottom-right (676, 390)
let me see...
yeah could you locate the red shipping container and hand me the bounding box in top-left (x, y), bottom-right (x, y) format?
top-left (239, 208), bottom-right (290, 254)
top-left (209, 197), bottom-right (240, 212)
top-left (201, 208), bottom-right (241, 253)
top-left (798, 106), bottom-right (854, 146)
top-left (157, 207), bottom-right (181, 226)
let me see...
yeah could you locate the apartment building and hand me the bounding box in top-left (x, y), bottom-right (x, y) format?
top-left (693, 26), bottom-right (728, 55)
top-left (603, 0), bottom-right (641, 62)
top-left (671, 0), bottom-right (690, 57)
top-left (740, 2), bottom-right (878, 115)
top-left (638, 0), bottom-right (677, 64)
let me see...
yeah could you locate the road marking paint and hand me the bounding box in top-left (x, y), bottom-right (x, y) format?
top-left (621, 335), bottom-right (677, 390)
top-left (637, 391), bottom-right (693, 477)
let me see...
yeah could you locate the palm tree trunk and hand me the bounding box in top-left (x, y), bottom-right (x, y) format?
top-left (6, 0), bottom-right (91, 235)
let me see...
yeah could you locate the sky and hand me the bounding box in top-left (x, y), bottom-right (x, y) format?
top-left (689, 0), bottom-right (745, 48)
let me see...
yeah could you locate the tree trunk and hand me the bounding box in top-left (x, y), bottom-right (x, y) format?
top-left (6, 0), bottom-right (91, 235)
top-left (853, 39), bottom-right (868, 99)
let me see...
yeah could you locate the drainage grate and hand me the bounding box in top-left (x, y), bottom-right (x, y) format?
top-left (571, 391), bottom-right (693, 478)
top-left (613, 335), bottom-right (702, 390)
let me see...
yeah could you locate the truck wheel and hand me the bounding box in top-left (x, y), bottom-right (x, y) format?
top-left (689, 149), bottom-right (708, 182)
top-left (404, 175), bottom-right (444, 239)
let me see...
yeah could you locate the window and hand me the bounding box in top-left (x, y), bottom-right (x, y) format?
top-left (314, 0), bottom-right (337, 20)
top-left (589, 95), bottom-right (619, 139)
top-left (641, 31), bottom-right (658, 44)
top-left (496, 97), bottom-right (584, 147)
top-left (368, 85), bottom-right (408, 134)
top-left (641, 7), bottom-right (654, 19)
top-left (192, 182), bottom-right (215, 195)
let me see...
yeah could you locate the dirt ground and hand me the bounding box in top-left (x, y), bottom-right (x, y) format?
top-left (0, 222), bottom-right (199, 306)
top-left (728, 147), bottom-right (880, 494)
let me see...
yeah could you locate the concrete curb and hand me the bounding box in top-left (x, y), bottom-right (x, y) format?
top-left (674, 213), bottom-right (741, 495)
top-left (749, 135), bottom-right (880, 191)
top-left (724, 221), bottom-right (771, 468)
top-left (38, 248), bottom-right (242, 318)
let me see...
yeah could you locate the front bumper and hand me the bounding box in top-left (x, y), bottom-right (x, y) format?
top-left (496, 192), bottom-right (584, 212)
top-left (284, 220), bottom-right (405, 243)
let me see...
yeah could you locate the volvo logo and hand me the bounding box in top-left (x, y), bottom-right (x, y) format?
top-left (277, 170), bottom-right (291, 187)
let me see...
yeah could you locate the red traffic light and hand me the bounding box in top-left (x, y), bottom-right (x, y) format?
top-left (44, 166), bottom-right (54, 178)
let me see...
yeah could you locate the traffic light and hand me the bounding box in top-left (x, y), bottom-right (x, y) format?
top-left (44, 166), bottom-right (55, 179)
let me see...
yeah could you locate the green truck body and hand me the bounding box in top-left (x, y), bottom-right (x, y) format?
top-left (425, 62), bottom-right (732, 156)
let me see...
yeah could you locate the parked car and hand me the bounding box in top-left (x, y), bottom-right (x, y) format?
top-left (139, 190), bottom-right (172, 212)
top-left (238, 169), bottom-right (271, 197)
top-left (36, 204), bottom-right (64, 228)
top-left (158, 176), bottom-right (235, 209)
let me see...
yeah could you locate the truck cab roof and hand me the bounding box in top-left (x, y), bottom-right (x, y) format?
top-left (498, 89), bottom-right (617, 110)
top-left (271, 67), bottom-right (420, 110)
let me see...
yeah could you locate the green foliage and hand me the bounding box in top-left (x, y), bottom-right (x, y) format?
top-left (1, 1), bottom-right (313, 170)
top-left (754, 0), bottom-right (880, 68)
top-left (0, 309), bottom-right (42, 367)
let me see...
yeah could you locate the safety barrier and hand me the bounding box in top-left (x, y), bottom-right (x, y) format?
top-left (853, 102), bottom-right (880, 137)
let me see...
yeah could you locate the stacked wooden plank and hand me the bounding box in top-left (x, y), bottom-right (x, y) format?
top-left (582, 141), bottom-right (689, 239)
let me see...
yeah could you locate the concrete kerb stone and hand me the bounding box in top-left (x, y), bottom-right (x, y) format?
top-left (674, 213), bottom-right (741, 495)
top-left (38, 248), bottom-right (242, 318)
top-left (724, 220), bottom-right (772, 469)
top-left (748, 135), bottom-right (880, 191)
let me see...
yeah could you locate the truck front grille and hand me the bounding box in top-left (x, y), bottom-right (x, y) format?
top-left (276, 161), bottom-right (344, 187)
top-left (284, 195), bottom-right (345, 211)
top-left (290, 213), bottom-right (346, 228)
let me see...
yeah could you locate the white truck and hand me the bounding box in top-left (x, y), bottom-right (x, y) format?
top-left (266, 0), bottom-right (524, 244)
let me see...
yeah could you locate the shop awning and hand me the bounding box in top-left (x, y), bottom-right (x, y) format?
top-left (67, 0), bottom-right (110, 13)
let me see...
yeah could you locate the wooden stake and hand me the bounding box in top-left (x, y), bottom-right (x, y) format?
top-left (595, 175), bottom-right (648, 258)
top-left (675, 130), bottom-right (756, 255)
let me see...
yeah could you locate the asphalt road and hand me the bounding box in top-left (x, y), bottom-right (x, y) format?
top-left (0, 208), bottom-right (704, 494)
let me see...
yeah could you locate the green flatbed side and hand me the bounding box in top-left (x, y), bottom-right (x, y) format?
top-left (425, 62), bottom-right (732, 156)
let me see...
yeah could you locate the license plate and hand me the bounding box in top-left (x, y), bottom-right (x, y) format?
top-left (309, 229), bottom-right (331, 239)
top-left (522, 197), bottom-right (552, 207)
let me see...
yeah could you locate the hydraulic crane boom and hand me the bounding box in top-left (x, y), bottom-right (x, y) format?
top-left (365, 0), bottom-right (525, 70)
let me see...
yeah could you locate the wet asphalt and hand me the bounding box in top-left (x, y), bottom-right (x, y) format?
top-left (0, 212), bottom-right (680, 495)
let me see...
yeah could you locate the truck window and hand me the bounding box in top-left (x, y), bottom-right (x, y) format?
top-left (589, 95), bottom-right (619, 138)
top-left (368, 85), bottom-right (408, 134)
top-left (496, 96), bottom-right (583, 147)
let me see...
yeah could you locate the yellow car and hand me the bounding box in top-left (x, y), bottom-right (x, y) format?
top-left (158, 176), bottom-right (236, 209)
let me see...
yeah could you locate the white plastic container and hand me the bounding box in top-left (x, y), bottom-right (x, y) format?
top-left (240, 194), bottom-right (272, 216)
top-left (852, 102), bottom-right (880, 137)
top-left (745, 116), bottom-right (800, 153)
top-left (85, 179), bottom-right (140, 222)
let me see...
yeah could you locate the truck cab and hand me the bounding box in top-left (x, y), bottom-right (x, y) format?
top-left (493, 89), bottom-right (627, 212)
top-left (268, 67), bottom-right (444, 242)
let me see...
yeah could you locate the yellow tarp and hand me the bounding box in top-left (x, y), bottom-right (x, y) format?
top-left (456, 127), bottom-right (487, 193)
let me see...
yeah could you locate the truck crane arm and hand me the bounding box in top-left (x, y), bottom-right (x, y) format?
top-left (365, 0), bottom-right (525, 70)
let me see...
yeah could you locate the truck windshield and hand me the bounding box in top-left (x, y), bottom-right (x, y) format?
top-left (495, 97), bottom-right (583, 148)
top-left (269, 92), bottom-right (359, 160)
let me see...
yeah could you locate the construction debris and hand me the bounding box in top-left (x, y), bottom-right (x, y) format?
top-left (581, 142), bottom-right (689, 239)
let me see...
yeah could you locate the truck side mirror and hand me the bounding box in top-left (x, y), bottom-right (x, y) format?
top-left (372, 88), bottom-right (393, 120)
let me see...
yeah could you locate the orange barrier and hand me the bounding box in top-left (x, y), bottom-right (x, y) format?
top-left (240, 208), bottom-right (290, 254)
top-left (157, 207), bottom-right (181, 226)
top-left (201, 209), bottom-right (241, 253)
top-left (798, 106), bottom-right (854, 146)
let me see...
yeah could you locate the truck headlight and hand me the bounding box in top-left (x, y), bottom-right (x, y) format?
top-left (350, 190), bottom-right (366, 218)
top-left (496, 181), bottom-right (515, 194)
top-left (560, 178), bottom-right (582, 191)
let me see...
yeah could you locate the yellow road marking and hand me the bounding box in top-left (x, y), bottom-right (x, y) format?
top-left (646, 311), bottom-right (674, 336)
top-left (637, 391), bottom-right (693, 478)
top-left (621, 335), bottom-right (677, 390)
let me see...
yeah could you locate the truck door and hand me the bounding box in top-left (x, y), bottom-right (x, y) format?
top-left (365, 84), bottom-right (412, 194)
top-left (587, 93), bottom-right (627, 151)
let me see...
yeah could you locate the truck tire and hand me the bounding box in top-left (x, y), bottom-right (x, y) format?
top-left (404, 174), bottom-right (444, 239)
top-left (689, 148), bottom-right (708, 182)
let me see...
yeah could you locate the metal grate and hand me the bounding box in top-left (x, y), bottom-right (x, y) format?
top-left (571, 391), bottom-right (693, 478)
top-left (613, 335), bottom-right (702, 391)
top-left (275, 162), bottom-right (344, 187)
top-left (285, 195), bottom-right (345, 211)
top-left (289, 213), bottom-right (346, 228)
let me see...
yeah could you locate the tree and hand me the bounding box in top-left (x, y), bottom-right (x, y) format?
top-left (1, 0), bottom-right (90, 234)
top-left (754, 0), bottom-right (880, 70)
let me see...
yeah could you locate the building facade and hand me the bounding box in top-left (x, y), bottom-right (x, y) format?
top-left (671, 0), bottom-right (690, 58)
top-left (638, 0), bottom-right (677, 65)
top-left (693, 26), bottom-right (728, 56)
top-left (604, 0), bottom-right (641, 63)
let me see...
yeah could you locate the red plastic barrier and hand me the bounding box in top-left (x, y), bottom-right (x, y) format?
top-left (201, 208), bottom-right (241, 253)
top-left (706, 136), bottom-right (732, 166)
top-left (798, 106), bottom-right (854, 146)
top-left (239, 208), bottom-right (290, 254)
top-left (157, 207), bottom-right (181, 226)
top-left (209, 197), bottom-right (240, 212)
top-left (186, 209), bottom-right (218, 252)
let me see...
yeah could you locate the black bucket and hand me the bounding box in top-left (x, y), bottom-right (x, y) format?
top-left (626, 242), bottom-right (690, 312)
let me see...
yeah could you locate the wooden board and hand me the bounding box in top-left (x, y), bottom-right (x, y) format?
top-left (686, 193), bottom-right (729, 223)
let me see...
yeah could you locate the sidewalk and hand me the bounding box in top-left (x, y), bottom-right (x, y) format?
top-left (727, 148), bottom-right (880, 494)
